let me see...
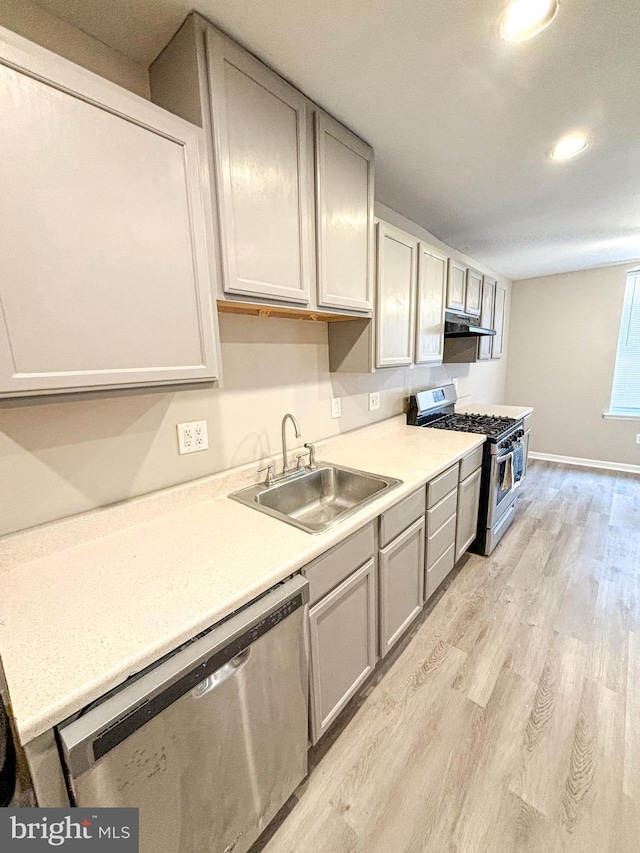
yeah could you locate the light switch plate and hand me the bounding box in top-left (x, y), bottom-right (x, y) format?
top-left (177, 420), bottom-right (209, 454)
top-left (331, 397), bottom-right (342, 419)
top-left (369, 392), bottom-right (380, 411)
top-left (636, 434), bottom-right (640, 445)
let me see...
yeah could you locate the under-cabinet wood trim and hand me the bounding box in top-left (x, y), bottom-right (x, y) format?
top-left (217, 300), bottom-right (360, 322)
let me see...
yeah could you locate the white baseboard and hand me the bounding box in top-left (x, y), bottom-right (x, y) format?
top-left (529, 452), bottom-right (640, 475)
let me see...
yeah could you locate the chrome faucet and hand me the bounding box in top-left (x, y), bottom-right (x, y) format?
top-left (281, 413), bottom-right (302, 476)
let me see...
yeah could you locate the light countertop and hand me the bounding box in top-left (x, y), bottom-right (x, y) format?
top-left (0, 418), bottom-right (484, 745)
top-left (456, 403), bottom-right (533, 419)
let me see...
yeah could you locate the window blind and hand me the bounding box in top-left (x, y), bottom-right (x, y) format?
top-left (610, 270), bottom-right (640, 416)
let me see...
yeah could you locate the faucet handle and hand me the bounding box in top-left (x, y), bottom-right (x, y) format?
top-left (296, 451), bottom-right (309, 470)
top-left (304, 443), bottom-right (318, 470)
top-left (257, 464), bottom-right (275, 487)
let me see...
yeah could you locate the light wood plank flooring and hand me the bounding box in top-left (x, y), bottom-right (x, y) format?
top-left (258, 460), bottom-right (640, 853)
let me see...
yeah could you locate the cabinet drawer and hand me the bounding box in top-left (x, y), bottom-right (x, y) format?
top-left (426, 542), bottom-right (455, 600)
top-left (459, 446), bottom-right (483, 481)
top-left (426, 488), bottom-right (457, 537)
top-left (426, 514), bottom-right (456, 569)
top-left (304, 523), bottom-right (374, 605)
top-left (379, 487), bottom-right (426, 548)
top-left (427, 465), bottom-right (458, 508)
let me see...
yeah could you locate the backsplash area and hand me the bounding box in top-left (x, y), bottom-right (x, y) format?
top-left (0, 313), bottom-right (508, 536)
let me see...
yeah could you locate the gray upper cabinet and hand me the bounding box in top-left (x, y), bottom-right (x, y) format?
top-left (478, 276), bottom-right (496, 360)
top-left (492, 282), bottom-right (507, 359)
top-left (465, 268), bottom-right (483, 316)
top-left (446, 258), bottom-right (467, 312)
top-left (205, 27), bottom-right (311, 304)
top-left (151, 15), bottom-right (374, 317)
top-left (375, 222), bottom-right (417, 367)
top-left (315, 112), bottom-right (374, 312)
top-left (415, 242), bottom-right (447, 364)
top-left (0, 27), bottom-right (219, 398)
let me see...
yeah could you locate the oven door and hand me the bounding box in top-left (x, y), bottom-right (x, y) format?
top-left (487, 448), bottom-right (517, 528)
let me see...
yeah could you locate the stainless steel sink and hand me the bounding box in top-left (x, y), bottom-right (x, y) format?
top-left (229, 462), bottom-right (402, 534)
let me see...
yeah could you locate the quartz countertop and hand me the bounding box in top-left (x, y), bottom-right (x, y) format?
top-left (455, 403), bottom-right (533, 420)
top-left (0, 418), bottom-right (484, 745)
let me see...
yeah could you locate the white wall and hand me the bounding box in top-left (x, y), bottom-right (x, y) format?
top-left (505, 262), bottom-right (640, 467)
top-left (0, 0), bottom-right (149, 97)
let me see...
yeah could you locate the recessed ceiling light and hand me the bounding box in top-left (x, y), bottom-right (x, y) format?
top-left (548, 133), bottom-right (590, 161)
top-left (500, 0), bottom-right (559, 42)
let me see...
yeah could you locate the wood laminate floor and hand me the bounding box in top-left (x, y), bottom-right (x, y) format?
top-left (259, 461), bottom-right (640, 853)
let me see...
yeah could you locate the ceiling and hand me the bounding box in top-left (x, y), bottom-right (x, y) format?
top-left (30, 0), bottom-right (640, 280)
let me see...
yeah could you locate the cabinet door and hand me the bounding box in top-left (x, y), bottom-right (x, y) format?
top-left (379, 517), bottom-right (425, 657)
top-left (478, 276), bottom-right (496, 360)
top-left (491, 283), bottom-right (507, 359)
top-left (415, 243), bottom-right (447, 364)
top-left (205, 27), bottom-right (311, 304)
top-left (309, 558), bottom-right (377, 744)
top-left (375, 222), bottom-right (417, 367)
top-left (465, 269), bottom-right (482, 316)
top-left (315, 112), bottom-right (374, 312)
top-left (0, 32), bottom-right (219, 397)
top-left (455, 468), bottom-right (482, 561)
top-left (446, 258), bottom-right (467, 312)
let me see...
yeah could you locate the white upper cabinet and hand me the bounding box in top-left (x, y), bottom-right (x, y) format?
top-left (492, 282), bottom-right (507, 359)
top-left (204, 27), bottom-right (311, 304)
top-left (415, 242), bottom-right (447, 364)
top-left (375, 222), bottom-right (417, 368)
top-left (315, 112), bottom-right (374, 312)
top-left (478, 276), bottom-right (496, 360)
top-left (446, 259), bottom-right (467, 312)
top-left (465, 268), bottom-right (482, 316)
top-left (0, 27), bottom-right (219, 398)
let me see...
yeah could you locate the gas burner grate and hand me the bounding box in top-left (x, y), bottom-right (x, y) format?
top-left (425, 413), bottom-right (518, 439)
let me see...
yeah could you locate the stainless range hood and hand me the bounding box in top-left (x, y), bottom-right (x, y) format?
top-left (443, 312), bottom-right (495, 363)
top-left (444, 311), bottom-right (496, 338)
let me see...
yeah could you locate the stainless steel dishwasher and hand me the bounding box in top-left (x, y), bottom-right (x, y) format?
top-left (57, 576), bottom-right (309, 853)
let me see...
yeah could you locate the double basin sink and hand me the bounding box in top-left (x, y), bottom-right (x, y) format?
top-left (230, 462), bottom-right (402, 534)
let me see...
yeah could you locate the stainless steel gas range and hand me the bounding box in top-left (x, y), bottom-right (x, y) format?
top-left (407, 384), bottom-right (527, 556)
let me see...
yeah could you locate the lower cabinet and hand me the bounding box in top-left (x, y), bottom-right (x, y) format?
top-left (455, 467), bottom-right (482, 561)
top-left (305, 454), bottom-right (485, 742)
top-left (379, 516), bottom-right (425, 657)
top-left (307, 545), bottom-right (377, 744)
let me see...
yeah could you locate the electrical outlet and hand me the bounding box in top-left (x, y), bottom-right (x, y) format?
top-left (331, 397), bottom-right (342, 419)
top-left (177, 420), bottom-right (209, 455)
top-left (369, 392), bottom-right (380, 411)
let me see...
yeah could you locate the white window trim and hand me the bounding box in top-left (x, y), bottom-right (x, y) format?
top-left (607, 269), bottom-right (640, 419)
top-left (602, 410), bottom-right (640, 420)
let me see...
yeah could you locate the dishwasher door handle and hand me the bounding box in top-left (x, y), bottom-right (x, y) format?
top-left (192, 648), bottom-right (251, 697)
